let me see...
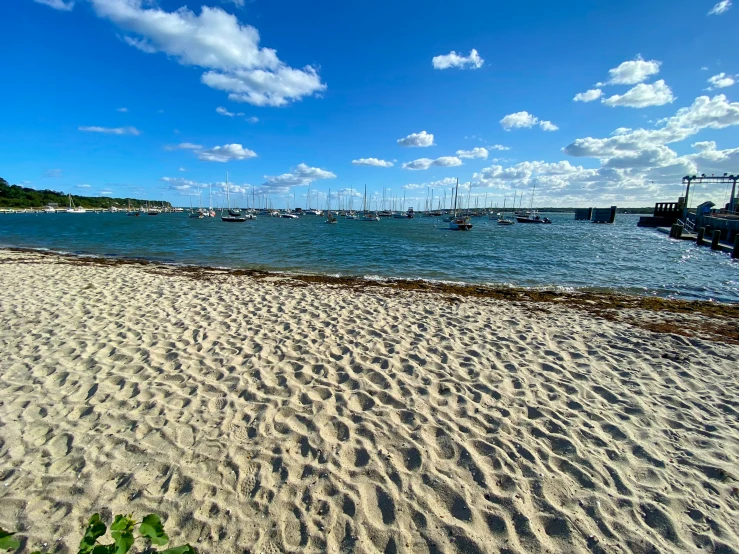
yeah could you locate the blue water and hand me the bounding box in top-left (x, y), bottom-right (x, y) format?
top-left (1, 212), bottom-right (737, 302)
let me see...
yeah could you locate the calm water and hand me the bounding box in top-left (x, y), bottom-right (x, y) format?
top-left (1, 212), bottom-right (737, 302)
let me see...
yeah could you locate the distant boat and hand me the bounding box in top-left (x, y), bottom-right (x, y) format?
top-left (66, 194), bottom-right (85, 213)
top-left (43, 206), bottom-right (56, 214)
top-left (361, 185), bottom-right (379, 221)
top-left (448, 179), bottom-right (472, 231)
top-left (497, 197), bottom-right (514, 225)
top-left (281, 212), bottom-right (299, 219)
top-left (516, 183), bottom-right (551, 224)
top-left (221, 172), bottom-right (246, 222)
top-left (326, 189), bottom-right (338, 224)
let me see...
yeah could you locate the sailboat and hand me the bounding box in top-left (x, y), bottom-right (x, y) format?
top-left (361, 185), bottom-right (379, 221)
top-left (66, 194), bottom-right (86, 213)
top-left (221, 173), bottom-right (247, 222)
top-left (448, 179), bottom-right (472, 230)
top-left (515, 182), bottom-right (551, 224)
top-left (304, 183), bottom-right (323, 215)
top-left (126, 199), bottom-right (139, 216)
top-left (325, 189), bottom-right (338, 224)
top-left (497, 196), bottom-right (514, 226)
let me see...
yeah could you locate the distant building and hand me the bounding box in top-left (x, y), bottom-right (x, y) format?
top-left (46, 202), bottom-right (59, 207)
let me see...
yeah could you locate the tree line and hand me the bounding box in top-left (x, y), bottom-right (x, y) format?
top-left (0, 178), bottom-right (170, 209)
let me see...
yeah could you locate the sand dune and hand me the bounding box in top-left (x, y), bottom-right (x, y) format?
top-left (1, 249), bottom-right (738, 554)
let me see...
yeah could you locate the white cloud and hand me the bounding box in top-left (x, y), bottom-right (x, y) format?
top-left (701, 66), bottom-right (709, 71)
top-left (397, 131), bottom-right (434, 147)
top-left (708, 0), bottom-right (731, 15)
top-left (79, 125), bottom-right (141, 135)
top-left (573, 89), bottom-right (603, 102)
top-left (602, 80), bottom-right (675, 108)
top-left (247, 116), bottom-right (259, 123)
top-left (402, 156), bottom-right (463, 170)
top-left (456, 147), bottom-right (488, 159)
top-left (351, 158), bottom-right (394, 167)
top-left (707, 72), bottom-right (736, 89)
top-left (432, 49), bottom-right (484, 70)
top-left (691, 140), bottom-right (717, 152)
top-left (89, 0), bottom-right (326, 107)
top-left (165, 142), bottom-right (203, 151)
top-left (598, 55), bottom-right (661, 85)
top-left (75, 184), bottom-right (91, 188)
top-left (179, 167), bottom-right (186, 172)
top-left (261, 163), bottom-right (336, 193)
top-left (500, 111), bottom-right (558, 131)
top-left (489, 144), bottom-right (510, 151)
top-left (557, 94), bottom-right (739, 202)
top-left (225, 0), bottom-right (245, 6)
top-left (402, 177), bottom-right (457, 190)
top-left (99, 190), bottom-right (113, 196)
top-left (116, 107), bottom-right (128, 112)
top-left (44, 169), bottom-right (62, 178)
top-left (196, 144), bottom-right (257, 162)
top-left (34, 0), bottom-right (74, 10)
top-left (216, 106), bottom-right (244, 117)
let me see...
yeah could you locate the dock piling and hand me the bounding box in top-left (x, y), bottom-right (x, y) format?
top-left (711, 230), bottom-right (722, 251)
top-left (733, 235), bottom-right (739, 259)
top-left (696, 227), bottom-right (705, 246)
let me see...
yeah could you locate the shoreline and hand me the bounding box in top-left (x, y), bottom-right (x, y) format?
top-left (4, 246), bottom-right (738, 344)
top-left (1, 248), bottom-right (738, 553)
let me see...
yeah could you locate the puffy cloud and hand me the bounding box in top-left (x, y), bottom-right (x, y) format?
top-left (247, 116), bottom-right (259, 123)
top-left (402, 156), bottom-right (463, 170)
top-left (89, 0), bottom-right (325, 107)
top-left (261, 163), bottom-right (336, 193)
top-left (351, 158), bottom-right (394, 167)
top-left (78, 125), bottom-right (141, 135)
top-left (34, 0), bottom-right (74, 10)
top-left (500, 111), bottom-right (558, 131)
top-left (691, 141), bottom-right (717, 152)
top-left (489, 144), bottom-right (510, 151)
top-left (598, 55), bottom-right (661, 86)
top-left (707, 72), bottom-right (736, 89)
top-left (179, 167), bottom-right (186, 172)
top-left (99, 190), bottom-right (113, 196)
top-left (601, 80), bottom-right (675, 108)
top-left (708, 0), bottom-right (731, 15)
top-left (456, 147), bottom-right (488, 159)
top-left (196, 144), bottom-right (257, 162)
top-left (397, 131), bottom-right (434, 147)
top-left (338, 187), bottom-right (362, 198)
top-left (216, 106), bottom-right (244, 117)
top-left (432, 49), bottom-right (484, 70)
top-left (564, 95), bottom-right (739, 160)
top-left (116, 107), bottom-right (128, 112)
top-left (573, 89), bottom-right (603, 102)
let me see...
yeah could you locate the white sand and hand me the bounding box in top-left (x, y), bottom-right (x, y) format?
top-left (1, 249), bottom-right (738, 554)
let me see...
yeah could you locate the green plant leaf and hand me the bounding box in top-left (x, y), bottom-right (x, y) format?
top-left (91, 546), bottom-right (115, 554)
top-left (0, 528), bottom-right (20, 551)
top-left (110, 515), bottom-right (135, 554)
top-left (78, 514), bottom-right (107, 554)
top-left (30, 551), bottom-right (52, 554)
top-left (138, 515), bottom-right (168, 546)
top-left (158, 545), bottom-right (197, 554)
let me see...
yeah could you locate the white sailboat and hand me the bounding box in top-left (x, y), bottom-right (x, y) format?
top-left (361, 184), bottom-right (379, 221)
top-left (66, 194), bottom-right (85, 213)
top-left (325, 188), bottom-right (337, 224)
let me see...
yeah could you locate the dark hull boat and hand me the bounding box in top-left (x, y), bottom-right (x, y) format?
top-left (516, 216), bottom-right (551, 224)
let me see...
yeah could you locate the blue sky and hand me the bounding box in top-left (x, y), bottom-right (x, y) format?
top-left (2, 0), bottom-right (739, 208)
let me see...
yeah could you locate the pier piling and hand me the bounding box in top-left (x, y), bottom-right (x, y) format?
top-left (711, 230), bottom-right (722, 251)
top-left (696, 227), bottom-right (705, 246)
top-left (733, 235), bottom-right (739, 259)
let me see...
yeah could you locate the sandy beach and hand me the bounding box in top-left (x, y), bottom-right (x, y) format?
top-left (1, 248), bottom-right (738, 554)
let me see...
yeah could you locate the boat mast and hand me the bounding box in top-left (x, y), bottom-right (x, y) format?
top-left (453, 178), bottom-right (459, 216)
